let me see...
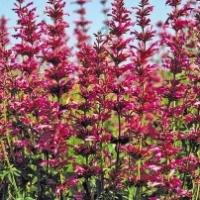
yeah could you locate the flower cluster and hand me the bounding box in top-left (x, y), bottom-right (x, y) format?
top-left (0, 0), bottom-right (199, 199)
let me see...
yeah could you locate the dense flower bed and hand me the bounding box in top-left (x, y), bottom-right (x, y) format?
top-left (0, 0), bottom-right (199, 199)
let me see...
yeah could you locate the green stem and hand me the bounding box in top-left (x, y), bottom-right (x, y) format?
top-left (1, 141), bottom-right (19, 197)
top-left (195, 183), bottom-right (200, 200)
top-left (115, 111), bottom-right (121, 171)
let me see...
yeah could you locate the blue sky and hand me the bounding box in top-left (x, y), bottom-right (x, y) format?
top-left (0, 0), bottom-right (170, 44)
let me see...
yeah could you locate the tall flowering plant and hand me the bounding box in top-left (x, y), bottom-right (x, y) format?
top-left (157, 0), bottom-right (200, 199)
top-left (104, 0), bottom-right (132, 188)
top-left (0, 16), bottom-right (20, 199)
top-left (74, 0), bottom-right (91, 48)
